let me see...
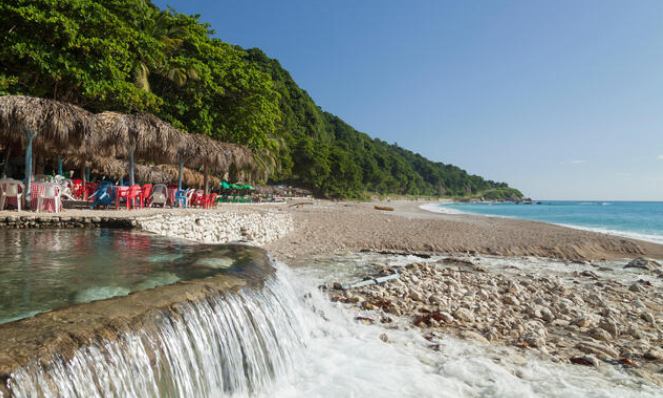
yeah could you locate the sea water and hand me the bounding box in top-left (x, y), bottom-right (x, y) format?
top-left (422, 201), bottom-right (663, 244)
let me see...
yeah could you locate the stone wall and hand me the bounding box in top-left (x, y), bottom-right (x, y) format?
top-left (0, 215), bottom-right (134, 229)
top-left (135, 211), bottom-right (294, 245)
top-left (0, 211), bottom-right (294, 246)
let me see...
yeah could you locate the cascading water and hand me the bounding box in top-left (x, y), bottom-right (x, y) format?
top-left (5, 275), bottom-right (305, 398)
top-left (3, 256), bottom-right (661, 398)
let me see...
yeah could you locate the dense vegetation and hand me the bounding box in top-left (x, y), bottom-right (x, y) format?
top-left (0, 0), bottom-right (521, 199)
top-left (478, 188), bottom-right (524, 201)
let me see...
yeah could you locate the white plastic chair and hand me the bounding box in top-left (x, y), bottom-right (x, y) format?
top-left (0, 179), bottom-right (24, 211)
top-left (34, 174), bottom-right (50, 183)
top-left (186, 189), bottom-right (196, 208)
top-left (59, 178), bottom-right (76, 200)
top-left (36, 182), bottom-right (62, 213)
top-left (149, 184), bottom-right (168, 208)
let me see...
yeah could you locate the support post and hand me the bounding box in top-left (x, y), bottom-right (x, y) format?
top-left (129, 150), bottom-right (135, 186)
top-left (1, 147), bottom-right (11, 178)
top-left (58, 155), bottom-right (63, 177)
top-left (24, 134), bottom-right (35, 208)
top-left (178, 160), bottom-right (183, 191)
top-left (204, 163), bottom-right (209, 195)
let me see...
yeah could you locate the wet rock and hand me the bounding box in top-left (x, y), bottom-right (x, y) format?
top-left (503, 295), bottom-right (520, 306)
top-left (644, 347), bottom-right (663, 360)
top-left (460, 330), bottom-right (489, 344)
top-left (571, 355), bottom-right (599, 367)
top-left (576, 341), bottom-right (619, 359)
top-left (540, 307), bottom-right (555, 322)
top-left (453, 308), bottom-right (475, 322)
top-left (379, 333), bottom-right (389, 343)
top-left (641, 312), bottom-right (656, 325)
top-left (629, 283), bottom-right (646, 293)
top-left (590, 327), bottom-right (613, 341)
top-left (522, 331), bottom-right (545, 347)
top-left (599, 320), bottom-right (619, 338)
top-left (625, 257), bottom-right (662, 271)
top-left (438, 312), bottom-right (455, 324)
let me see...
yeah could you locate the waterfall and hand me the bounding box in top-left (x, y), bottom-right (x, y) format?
top-left (5, 275), bottom-right (305, 398)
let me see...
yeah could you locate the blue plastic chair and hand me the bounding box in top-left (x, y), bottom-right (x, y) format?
top-left (175, 189), bottom-right (188, 208)
top-left (89, 182), bottom-right (116, 210)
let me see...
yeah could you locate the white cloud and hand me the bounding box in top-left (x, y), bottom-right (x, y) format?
top-left (658, 155), bottom-right (663, 160)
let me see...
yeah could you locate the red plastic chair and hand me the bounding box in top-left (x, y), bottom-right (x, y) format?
top-left (140, 184), bottom-right (152, 208)
top-left (84, 182), bottom-right (98, 203)
top-left (206, 193), bottom-right (218, 209)
top-left (115, 186), bottom-right (129, 210)
top-left (116, 184), bottom-right (141, 210)
top-left (72, 179), bottom-right (83, 199)
top-left (191, 190), bottom-right (205, 208)
top-left (128, 184), bottom-right (142, 210)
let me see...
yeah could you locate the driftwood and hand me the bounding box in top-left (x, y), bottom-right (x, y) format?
top-left (289, 202), bottom-right (314, 209)
top-left (342, 272), bottom-right (400, 290)
top-left (374, 205), bottom-right (394, 211)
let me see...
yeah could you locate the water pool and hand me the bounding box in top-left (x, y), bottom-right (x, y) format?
top-left (0, 228), bottom-right (268, 324)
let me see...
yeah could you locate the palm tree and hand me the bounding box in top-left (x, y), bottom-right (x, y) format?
top-left (133, 8), bottom-right (198, 92)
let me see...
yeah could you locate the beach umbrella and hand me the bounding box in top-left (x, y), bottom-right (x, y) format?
top-left (97, 112), bottom-right (187, 186)
top-left (185, 134), bottom-right (253, 194)
top-left (221, 181), bottom-right (231, 190)
top-left (154, 163), bottom-right (220, 188)
top-left (0, 95), bottom-right (97, 204)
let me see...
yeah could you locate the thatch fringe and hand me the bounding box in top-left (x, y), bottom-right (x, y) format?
top-left (0, 95), bottom-right (96, 148)
top-left (1, 95), bottom-right (254, 177)
top-left (155, 164), bottom-right (220, 188)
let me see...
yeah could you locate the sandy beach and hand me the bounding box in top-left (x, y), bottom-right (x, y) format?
top-left (264, 200), bottom-right (663, 261)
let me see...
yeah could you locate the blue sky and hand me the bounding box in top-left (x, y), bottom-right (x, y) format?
top-left (153, 0), bottom-right (663, 200)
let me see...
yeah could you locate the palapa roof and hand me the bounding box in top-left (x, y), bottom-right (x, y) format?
top-left (1, 95), bottom-right (254, 176)
top-left (0, 95), bottom-right (97, 151)
top-left (184, 134), bottom-right (253, 172)
top-left (155, 164), bottom-right (220, 188)
top-left (97, 111), bottom-right (186, 164)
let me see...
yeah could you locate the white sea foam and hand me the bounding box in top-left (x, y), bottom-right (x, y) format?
top-left (420, 203), bottom-right (663, 245)
top-left (419, 203), bottom-right (466, 215)
top-left (557, 224), bottom-right (663, 245)
top-left (282, 255), bottom-right (662, 397)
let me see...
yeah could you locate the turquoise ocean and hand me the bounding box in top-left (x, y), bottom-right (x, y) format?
top-left (423, 201), bottom-right (663, 245)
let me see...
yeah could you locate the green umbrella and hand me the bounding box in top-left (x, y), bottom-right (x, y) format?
top-left (221, 181), bottom-right (231, 189)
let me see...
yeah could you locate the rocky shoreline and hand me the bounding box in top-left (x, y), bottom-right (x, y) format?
top-left (326, 256), bottom-right (663, 386)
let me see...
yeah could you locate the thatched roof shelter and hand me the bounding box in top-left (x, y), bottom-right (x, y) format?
top-left (97, 111), bottom-right (188, 185)
top-left (155, 164), bottom-right (220, 188)
top-left (0, 95), bottom-right (98, 202)
top-left (0, 95), bottom-right (97, 149)
top-left (184, 134), bottom-right (253, 193)
top-left (97, 112), bottom-right (187, 164)
top-left (65, 154), bottom-right (172, 184)
top-left (184, 134), bottom-right (253, 171)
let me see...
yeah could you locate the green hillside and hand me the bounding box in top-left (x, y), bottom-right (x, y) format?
top-left (0, 0), bottom-right (522, 199)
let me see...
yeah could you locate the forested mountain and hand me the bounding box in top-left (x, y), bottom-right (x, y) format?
top-left (0, 0), bottom-right (522, 198)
